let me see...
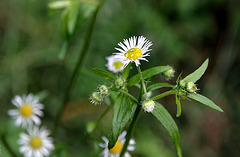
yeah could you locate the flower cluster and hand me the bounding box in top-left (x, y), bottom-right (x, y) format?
top-left (8, 93), bottom-right (54, 157)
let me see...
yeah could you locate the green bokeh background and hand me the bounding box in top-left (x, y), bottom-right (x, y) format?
top-left (0, 0), bottom-right (240, 156)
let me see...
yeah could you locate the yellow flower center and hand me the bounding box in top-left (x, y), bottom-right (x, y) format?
top-left (109, 140), bottom-right (123, 154)
top-left (124, 48), bottom-right (142, 60)
top-left (113, 61), bottom-right (124, 69)
top-left (20, 105), bottom-right (33, 117)
top-left (30, 137), bottom-right (42, 149)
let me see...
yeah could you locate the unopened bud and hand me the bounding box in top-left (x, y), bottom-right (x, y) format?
top-left (99, 85), bottom-right (108, 95)
top-left (142, 100), bottom-right (155, 113)
top-left (179, 80), bottom-right (186, 88)
top-left (186, 82), bottom-right (198, 93)
top-left (90, 92), bottom-right (103, 105)
top-left (163, 67), bottom-right (175, 79)
top-left (115, 77), bottom-right (126, 88)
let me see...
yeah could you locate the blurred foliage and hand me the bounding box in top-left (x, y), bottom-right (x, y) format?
top-left (0, 0), bottom-right (240, 156)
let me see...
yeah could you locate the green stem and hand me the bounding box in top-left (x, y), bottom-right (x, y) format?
top-left (151, 90), bottom-right (175, 101)
top-left (119, 89), bottom-right (138, 103)
top-left (120, 102), bottom-right (141, 157)
top-left (120, 66), bottom-right (146, 157)
top-left (53, 4), bottom-right (102, 136)
top-left (1, 133), bottom-right (18, 157)
top-left (137, 66), bottom-right (148, 99)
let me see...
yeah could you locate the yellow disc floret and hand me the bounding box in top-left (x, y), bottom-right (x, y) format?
top-left (113, 61), bottom-right (124, 70)
top-left (30, 137), bottom-right (42, 149)
top-left (109, 140), bottom-right (123, 154)
top-left (124, 48), bottom-right (142, 60)
top-left (20, 105), bottom-right (33, 117)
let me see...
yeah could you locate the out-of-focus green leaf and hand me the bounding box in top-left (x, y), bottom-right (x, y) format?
top-left (175, 95), bottom-right (181, 117)
top-left (188, 93), bottom-right (223, 112)
top-left (122, 63), bottom-right (131, 80)
top-left (67, 4), bottom-right (79, 35)
top-left (59, 3), bottom-right (97, 59)
top-left (92, 68), bottom-right (117, 82)
top-left (152, 102), bottom-right (182, 157)
top-left (59, 40), bottom-right (68, 59)
top-left (108, 94), bottom-right (137, 149)
top-left (48, 1), bottom-right (71, 9)
top-left (128, 66), bottom-right (171, 86)
top-left (182, 58), bottom-right (209, 83)
top-left (147, 82), bottom-right (174, 92)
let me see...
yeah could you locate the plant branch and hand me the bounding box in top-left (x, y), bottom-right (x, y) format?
top-left (53, 4), bottom-right (102, 136)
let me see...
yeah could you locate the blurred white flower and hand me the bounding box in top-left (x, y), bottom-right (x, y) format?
top-left (18, 126), bottom-right (54, 157)
top-left (106, 55), bottom-right (124, 73)
top-left (8, 93), bottom-right (44, 128)
top-left (99, 131), bottom-right (135, 157)
top-left (113, 36), bottom-right (152, 67)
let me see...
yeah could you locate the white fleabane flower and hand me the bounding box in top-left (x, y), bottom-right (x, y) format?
top-left (8, 93), bottom-right (44, 128)
top-left (18, 126), bottom-right (54, 157)
top-left (113, 36), bottom-right (152, 67)
top-left (106, 55), bottom-right (124, 73)
top-left (99, 131), bottom-right (135, 157)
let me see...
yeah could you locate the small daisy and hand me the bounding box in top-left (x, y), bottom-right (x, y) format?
top-left (99, 131), bottom-right (135, 157)
top-left (8, 93), bottom-right (44, 128)
top-left (113, 36), bottom-right (153, 67)
top-left (18, 126), bottom-right (54, 157)
top-left (106, 55), bottom-right (124, 73)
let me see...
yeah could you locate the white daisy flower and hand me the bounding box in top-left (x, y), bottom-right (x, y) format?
top-left (106, 55), bottom-right (124, 73)
top-left (99, 131), bottom-right (135, 157)
top-left (113, 36), bottom-right (153, 67)
top-left (18, 126), bottom-right (54, 157)
top-left (8, 93), bottom-right (44, 128)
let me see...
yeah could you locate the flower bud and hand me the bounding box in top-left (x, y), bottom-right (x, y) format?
top-left (186, 82), bottom-right (197, 93)
top-left (115, 77), bottom-right (126, 88)
top-left (142, 100), bottom-right (155, 113)
top-left (163, 67), bottom-right (175, 79)
top-left (99, 85), bottom-right (108, 95)
top-left (90, 92), bottom-right (103, 105)
top-left (179, 80), bottom-right (186, 88)
top-left (143, 91), bottom-right (152, 100)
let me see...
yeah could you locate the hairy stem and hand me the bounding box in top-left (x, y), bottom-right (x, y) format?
top-left (151, 90), bottom-right (175, 101)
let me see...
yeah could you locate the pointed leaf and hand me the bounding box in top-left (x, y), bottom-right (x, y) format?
top-left (122, 63), bottom-right (131, 80)
top-left (182, 58), bottom-right (209, 83)
top-left (175, 95), bottom-right (181, 117)
top-left (128, 66), bottom-right (171, 86)
top-left (68, 4), bottom-right (79, 35)
top-left (147, 83), bottom-right (174, 92)
top-left (152, 102), bottom-right (182, 157)
top-left (108, 94), bottom-right (137, 149)
top-left (188, 93), bottom-right (223, 112)
top-left (92, 68), bottom-right (117, 82)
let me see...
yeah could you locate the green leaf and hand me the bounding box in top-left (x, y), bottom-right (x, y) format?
top-left (182, 58), bottom-right (209, 83)
top-left (59, 40), bottom-right (69, 60)
top-left (147, 83), bottom-right (174, 92)
top-left (92, 68), bottom-right (117, 82)
top-left (108, 94), bottom-right (137, 149)
top-left (48, 1), bottom-right (71, 9)
top-left (128, 66), bottom-right (171, 86)
top-left (175, 95), bottom-right (181, 117)
top-left (188, 93), bottom-right (223, 112)
top-left (67, 4), bottom-right (79, 35)
top-left (152, 102), bottom-right (182, 157)
top-left (122, 63), bottom-right (131, 80)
